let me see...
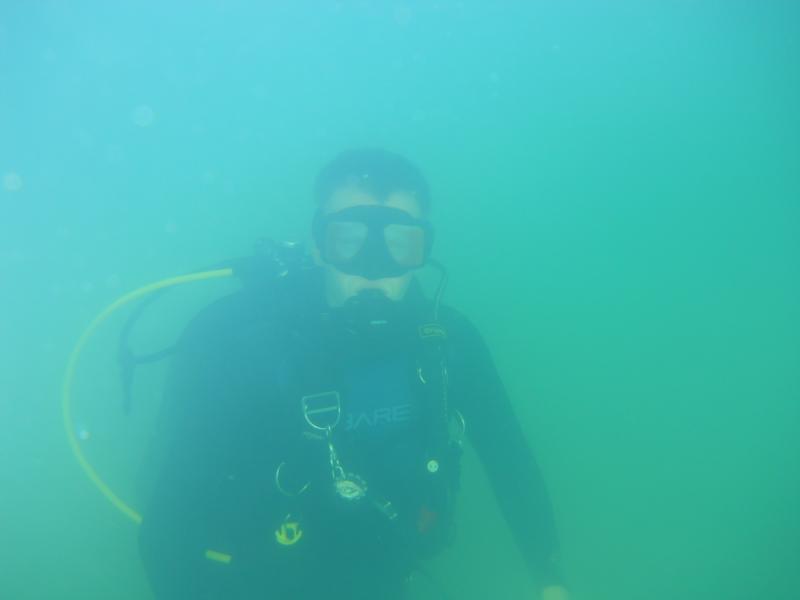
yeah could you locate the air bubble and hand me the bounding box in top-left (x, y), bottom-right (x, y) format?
top-left (132, 104), bottom-right (156, 127)
top-left (105, 273), bottom-right (121, 289)
top-left (2, 172), bottom-right (23, 192)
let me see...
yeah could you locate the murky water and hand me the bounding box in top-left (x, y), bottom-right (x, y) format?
top-left (1, 2), bottom-right (797, 599)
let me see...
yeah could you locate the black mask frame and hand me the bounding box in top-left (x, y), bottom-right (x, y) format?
top-left (313, 204), bottom-right (434, 280)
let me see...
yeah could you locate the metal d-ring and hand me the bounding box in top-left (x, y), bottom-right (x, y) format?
top-left (450, 409), bottom-right (466, 443)
top-left (301, 391), bottom-right (341, 431)
top-left (274, 461), bottom-right (310, 497)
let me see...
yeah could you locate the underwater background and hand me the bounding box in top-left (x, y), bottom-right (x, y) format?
top-left (1, 1), bottom-right (797, 599)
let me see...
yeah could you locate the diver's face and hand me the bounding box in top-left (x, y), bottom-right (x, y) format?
top-left (314, 185), bottom-right (424, 307)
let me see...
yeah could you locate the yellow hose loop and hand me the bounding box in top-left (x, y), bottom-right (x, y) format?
top-left (61, 268), bottom-right (235, 524)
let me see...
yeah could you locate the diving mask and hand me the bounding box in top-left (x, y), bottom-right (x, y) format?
top-left (313, 205), bottom-right (433, 280)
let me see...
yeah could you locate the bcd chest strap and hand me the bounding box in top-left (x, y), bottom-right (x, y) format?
top-left (275, 312), bottom-right (463, 536)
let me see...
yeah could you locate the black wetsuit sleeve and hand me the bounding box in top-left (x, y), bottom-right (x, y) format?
top-left (447, 313), bottom-right (563, 588)
top-left (138, 305), bottom-right (238, 599)
top-left (137, 293), bottom-right (283, 599)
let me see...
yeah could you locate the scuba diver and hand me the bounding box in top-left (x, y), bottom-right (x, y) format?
top-left (138, 148), bottom-right (570, 600)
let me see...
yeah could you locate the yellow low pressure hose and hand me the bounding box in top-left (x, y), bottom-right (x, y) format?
top-left (61, 268), bottom-right (234, 524)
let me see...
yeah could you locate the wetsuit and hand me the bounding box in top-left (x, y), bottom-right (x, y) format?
top-left (139, 268), bottom-right (560, 599)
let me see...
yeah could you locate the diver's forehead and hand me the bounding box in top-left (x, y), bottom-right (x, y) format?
top-left (324, 185), bottom-right (422, 219)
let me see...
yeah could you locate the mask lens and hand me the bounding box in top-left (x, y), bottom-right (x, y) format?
top-left (384, 223), bottom-right (426, 268)
top-left (325, 221), bottom-right (368, 263)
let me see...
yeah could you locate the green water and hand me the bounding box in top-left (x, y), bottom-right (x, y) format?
top-left (1, 2), bottom-right (797, 599)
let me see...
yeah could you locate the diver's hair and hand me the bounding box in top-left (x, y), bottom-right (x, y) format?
top-left (314, 148), bottom-right (431, 214)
